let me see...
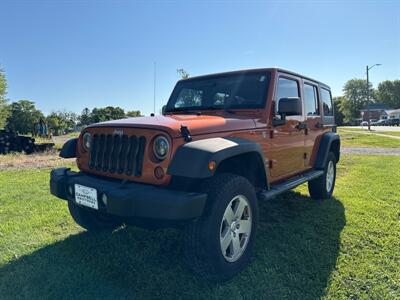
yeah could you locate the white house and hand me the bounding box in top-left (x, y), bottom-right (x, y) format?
top-left (386, 109), bottom-right (400, 119)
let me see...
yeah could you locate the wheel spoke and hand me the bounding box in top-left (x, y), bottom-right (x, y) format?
top-left (224, 206), bottom-right (234, 225)
top-left (231, 235), bottom-right (241, 256)
top-left (237, 219), bottom-right (251, 234)
top-left (234, 198), bottom-right (246, 219)
top-left (220, 230), bottom-right (232, 252)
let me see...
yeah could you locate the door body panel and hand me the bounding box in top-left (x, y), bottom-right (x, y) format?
top-left (268, 120), bottom-right (306, 180)
top-left (267, 73), bottom-right (307, 180)
top-left (303, 80), bottom-right (323, 167)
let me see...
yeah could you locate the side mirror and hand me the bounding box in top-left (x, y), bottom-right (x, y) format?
top-left (162, 105), bottom-right (167, 115)
top-left (277, 97), bottom-right (302, 117)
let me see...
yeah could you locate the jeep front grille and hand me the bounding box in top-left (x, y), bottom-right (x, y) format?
top-left (88, 134), bottom-right (146, 176)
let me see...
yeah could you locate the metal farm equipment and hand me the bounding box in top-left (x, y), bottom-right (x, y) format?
top-left (0, 129), bottom-right (54, 155)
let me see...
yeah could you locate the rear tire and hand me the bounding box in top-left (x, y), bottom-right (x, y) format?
top-left (184, 173), bottom-right (258, 281)
top-left (68, 201), bottom-right (122, 232)
top-left (308, 152), bottom-right (337, 200)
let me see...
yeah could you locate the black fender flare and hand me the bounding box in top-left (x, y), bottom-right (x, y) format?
top-left (167, 137), bottom-right (268, 180)
top-left (60, 138), bottom-right (78, 158)
top-left (314, 132), bottom-right (340, 169)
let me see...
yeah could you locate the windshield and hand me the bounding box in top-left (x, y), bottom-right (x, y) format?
top-left (165, 71), bottom-right (271, 112)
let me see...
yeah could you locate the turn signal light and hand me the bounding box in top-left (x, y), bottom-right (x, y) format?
top-left (208, 161), bottom-right (216, 171)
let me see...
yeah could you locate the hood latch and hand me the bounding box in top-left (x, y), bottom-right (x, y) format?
top-left (180, 125), bottom-right (192, 142)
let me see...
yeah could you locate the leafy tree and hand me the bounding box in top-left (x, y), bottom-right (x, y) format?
top-left (76, 106), bottom-right (140, 127)
top-left (78, 107), bottom-right (92, 127)
top-left (177, 68), bottom-right (190, 79)
top-left (333, 96), bottom-right (345, 126)
top-left (126, 110), bottom-right (142, 117)
top-left (340, 79), bottom-right (373, 122)
top-left (90, 106), bottom-right (126, 123)
top-left (6, 100), bottom-right (44, 134)
top-left (46, 111), bottom-right (77, 135)
top-left (0, 68), bottom-right (9, 128)
top-left (375, 80), bottom-right (400, 109)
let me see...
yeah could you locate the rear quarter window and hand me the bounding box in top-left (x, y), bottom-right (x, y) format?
top-left (320, 88), bottom-right (333, 116)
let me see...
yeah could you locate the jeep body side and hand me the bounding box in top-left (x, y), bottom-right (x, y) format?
top-left (51, 68), bottom-right (340, 281)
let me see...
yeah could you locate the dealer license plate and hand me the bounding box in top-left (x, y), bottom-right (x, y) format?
top-left (74, 184), bottom-right (98, 210)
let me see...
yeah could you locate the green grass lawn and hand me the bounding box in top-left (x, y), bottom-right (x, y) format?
top-left (340, 127), bottom-right (400, 137)
top-left (0, 155), bottom-right (399, 299)
top-left (338, 128), bottom-right (400, 148)
top-left (382, 131), bottom-right (400, 137)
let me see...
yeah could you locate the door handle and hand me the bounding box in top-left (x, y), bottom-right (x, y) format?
top-left (296, 123), bottom-right (307, 130)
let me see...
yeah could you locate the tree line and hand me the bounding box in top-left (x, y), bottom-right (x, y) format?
top-left (0, 69), bottom-right (141, 136)
top-left (334, 78), bottom-right (400, 125)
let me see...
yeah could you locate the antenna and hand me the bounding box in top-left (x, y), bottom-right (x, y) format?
top-left (153, 62), bottom-right (156, 114)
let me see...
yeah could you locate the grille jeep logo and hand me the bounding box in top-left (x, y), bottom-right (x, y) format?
top-left (113, 129), bottom-right (124, 136)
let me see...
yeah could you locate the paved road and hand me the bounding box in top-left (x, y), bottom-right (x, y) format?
top-left (342, 147), bottom-right (400, 156)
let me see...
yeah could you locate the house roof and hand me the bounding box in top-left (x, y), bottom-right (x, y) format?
top-left (368, 103), bottom-right (389, 110)
top-left (360, 103), bottom-right (391, 111)
top-left (387, 109), bottom-right (400, 114)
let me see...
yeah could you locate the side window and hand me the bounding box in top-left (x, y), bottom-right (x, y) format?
top-left (320, 88), bottom-right (333, 116)
top-left (304, 83), bottom-right (320, 116)
top-left (276, 77), bottom-right (300, 114)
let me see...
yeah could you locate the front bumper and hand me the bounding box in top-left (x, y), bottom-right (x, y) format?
top-left (50, 168), bottom-right (207, 221)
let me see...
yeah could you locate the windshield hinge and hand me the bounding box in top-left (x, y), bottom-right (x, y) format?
top-left (180, 125), bottom-right (192, 142)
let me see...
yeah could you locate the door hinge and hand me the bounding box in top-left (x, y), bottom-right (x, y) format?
top-left (268, 160), bottom-right (277, 169)
top-left (269, 130), bottom-right (274, 139)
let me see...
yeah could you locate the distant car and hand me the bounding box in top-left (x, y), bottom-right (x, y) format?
top-left (361, 121), bottom-right (368, 126)
top-left (371, 119), bottom-right (385, 126)
top-left (388, 118), bottom-right (400, 126)
top-left (376, 119), bottom-right (388, 126)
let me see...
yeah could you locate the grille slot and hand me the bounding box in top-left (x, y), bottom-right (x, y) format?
top-left (89, 133), bottom-right (146, 177)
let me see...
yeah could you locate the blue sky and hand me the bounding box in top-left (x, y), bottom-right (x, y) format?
top-left (0, 1), bottom-right (399, 116)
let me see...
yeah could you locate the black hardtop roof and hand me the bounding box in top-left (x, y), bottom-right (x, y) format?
top-left (179, 67), bottom-right (331, 90)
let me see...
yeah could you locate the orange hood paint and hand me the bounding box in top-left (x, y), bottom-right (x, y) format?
top-left (87, 114), bottom-right (256, 138)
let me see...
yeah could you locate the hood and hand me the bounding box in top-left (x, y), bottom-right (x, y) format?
top-left (87, 114), bottom-right (256, 138)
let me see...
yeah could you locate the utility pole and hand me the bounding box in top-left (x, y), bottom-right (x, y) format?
top-left (153, 62), bottom-right (156, 114)
top-left (366, 65), bottom-right (370, 131)
top-left (366, 64), bottom-right (381, 131)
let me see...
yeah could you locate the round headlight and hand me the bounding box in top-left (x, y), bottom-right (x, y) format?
top-left (153, 135), bottom-right (169, 160)
top-left (82, 132), bottom-right (92, 151)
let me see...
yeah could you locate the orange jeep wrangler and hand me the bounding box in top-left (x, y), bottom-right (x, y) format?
top-left (50, 68), bottom-right (340, 281)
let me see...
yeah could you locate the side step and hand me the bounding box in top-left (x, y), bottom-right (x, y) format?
top-left (258, 170), bottom-right (324, 201)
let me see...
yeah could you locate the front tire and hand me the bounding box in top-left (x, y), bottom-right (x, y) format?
top-left (308, 152), bottom-right (337, 200)
top-left (68, 201), bottom-right (122, 232)
top-left (184, 173), bottom-right (258, 281)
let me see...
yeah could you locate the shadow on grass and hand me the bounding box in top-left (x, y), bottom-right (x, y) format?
top-left (0, 191), bottom-right (345, 299)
